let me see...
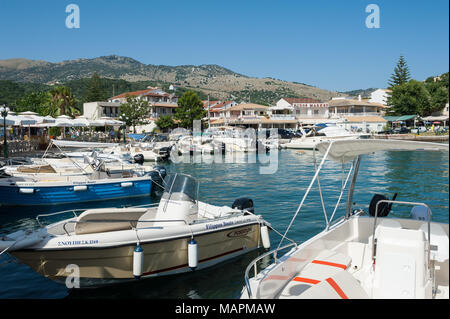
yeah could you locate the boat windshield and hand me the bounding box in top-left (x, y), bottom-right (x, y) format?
top-left (162, 173), bottom-right (198, 203)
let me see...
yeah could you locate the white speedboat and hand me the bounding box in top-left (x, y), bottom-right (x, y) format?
top-left (241, 139), bottom-right (448, 299)
top-left (0, 173), bottom-right (271, 285)
top-left (284, 126), bottom-right (366, 150)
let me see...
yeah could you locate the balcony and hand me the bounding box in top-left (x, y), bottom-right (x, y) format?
top-left (269, 114), bottom-right (296, 120)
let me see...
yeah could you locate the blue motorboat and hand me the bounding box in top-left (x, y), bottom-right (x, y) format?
top-left (0, 163), bottom-right (166, 206)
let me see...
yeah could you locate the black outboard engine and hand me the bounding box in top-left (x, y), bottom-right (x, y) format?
top-left (369, 193), bottom-right (397, 217)
top-left (159, 146), bottom-right (172, 161)
top-left (134, 154), bottom-right (145, 165)
top-left (149, 166), bottom-right (167, 197)
top-left (232, 197), bottom-right (254, 214)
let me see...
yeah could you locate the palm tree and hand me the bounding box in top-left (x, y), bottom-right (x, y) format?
top-left (45, 86), bottom-right (80, 117)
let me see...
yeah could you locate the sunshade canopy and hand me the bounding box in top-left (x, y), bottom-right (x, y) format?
top-left (316, 139), bottom-right (449, 163)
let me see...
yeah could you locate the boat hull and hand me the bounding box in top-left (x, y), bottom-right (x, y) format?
top-left (11, 223), bottom-right (262, 282)
top-left (0, 178), bottom-right (153, 206)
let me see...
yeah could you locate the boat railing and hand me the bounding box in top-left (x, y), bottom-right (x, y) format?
top-left (61, 218), bottom-right (190, 236)
top-left (244, 241), bottom-right (298, 299)
top-left (36, 209), bottom-right (87, 227)
top-left (372, 199), bottom-right (432, 271)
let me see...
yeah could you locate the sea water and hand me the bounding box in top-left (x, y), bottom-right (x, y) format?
top-left (0, 149), bottom-right (448, 298)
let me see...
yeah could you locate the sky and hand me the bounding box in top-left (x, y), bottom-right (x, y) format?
top-left (0, 0), bottom-right (448, 92)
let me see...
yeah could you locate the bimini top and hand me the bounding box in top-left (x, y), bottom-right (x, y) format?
top-left (316, 139), bottom-right (449, 163)
top-left (51, 139), bottom-right (119, 148)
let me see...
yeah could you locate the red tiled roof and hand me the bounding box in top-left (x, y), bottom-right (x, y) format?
top-left (110, 89), bottom-right (154, 100)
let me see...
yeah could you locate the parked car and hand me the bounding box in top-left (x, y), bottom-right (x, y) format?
top-left (393, 127), bottom-right (411, 134)
top-left (410, 127), bottom-right (427, 134)
top-left (377, 129), bottom-right (394, 135)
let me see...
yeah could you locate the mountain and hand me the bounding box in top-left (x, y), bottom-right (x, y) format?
top-left (0, 55), bottom-right (337, 104)
top-left (339, 88), bottom-right (378, 98)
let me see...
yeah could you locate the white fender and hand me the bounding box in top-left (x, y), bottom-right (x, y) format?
top-left (133, 244), bottom-right (144, 279)
top-left (260, 225), bottom-right (270, 249)
top-left (188, 239), bottom-right (198, 269)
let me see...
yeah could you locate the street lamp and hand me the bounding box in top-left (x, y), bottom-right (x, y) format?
top-left (120, 113), bottom-right (128, 144)
top-left (0, 105), bottom-right (10, 159)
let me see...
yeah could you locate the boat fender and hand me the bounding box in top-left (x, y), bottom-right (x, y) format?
top-left (260, 225), bottom-right (271, 249)
top-left (188, 239), bottom-right (198, 270)
top-left (19, 188), bottom-right (34, 194)
top-left (133, 244), bottom-right (144, 279)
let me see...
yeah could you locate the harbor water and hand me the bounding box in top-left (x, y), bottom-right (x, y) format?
top-left (0, 148), bottom-right (448, 298)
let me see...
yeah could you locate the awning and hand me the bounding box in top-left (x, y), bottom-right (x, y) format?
top-left (316, 139), bottom-right (449, 163)
top-left (421, 115), bottom-right (449, 121)
top-left (51, 139), bottom-right (118, 148)
top-left (383, 115), bottom-right (417, 122)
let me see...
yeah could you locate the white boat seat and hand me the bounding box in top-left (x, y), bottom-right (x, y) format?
top-left (279, 250), bottom-right (352, 298)
top-left (419, 223), bottom-right (448, 262)
top-left (74, 208), bottom-right (148, 235)
top-left (374, 219), bottom-right (402, 237)
top-left (198, 203), bottom-right (235, 219)
top-left (372, 225), bottom-right (427, 298)
top-left (298, 270), bottom-right (369, 299)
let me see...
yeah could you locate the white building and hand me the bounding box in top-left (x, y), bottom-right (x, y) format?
top-left (369, 89), bottom-right (392, 106)
top-left (83, 101), bottom-right (121, 120)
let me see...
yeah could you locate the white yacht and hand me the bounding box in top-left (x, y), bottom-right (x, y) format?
top-left (241, 139), bottom-right (449, 299)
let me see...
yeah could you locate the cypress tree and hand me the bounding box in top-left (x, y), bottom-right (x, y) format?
top-left (85, 72), bottom-right (107, 102)
top-left (388, 55), bottom-right (411, 88)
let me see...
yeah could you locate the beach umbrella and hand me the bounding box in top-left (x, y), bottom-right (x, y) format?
top-left (72, 116), bottom-right (90, 127)
top-left (19, 111), bottom-right (39, 116)
top-left (43, 115), bottom-right (56, 123)
top-left (55, 115), bottom-right (74, 127)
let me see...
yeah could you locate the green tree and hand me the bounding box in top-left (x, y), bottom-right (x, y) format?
top-left (388, 55), bottom-right (411, 88)
top-left (84, 72), bottom-right (107, 102)
top-left (424, 73), bottom-right (449, 115)
top-left (174, 91), bottom-right (206, 129)
top-left (119, 95), bottom-right (151, 133)
top-left (15, 91), bottom-right (49, 114)
top-left (45, 86), bottom-right (80, 117)
top-left (155, 115), bottom-right (176, 131)
top-left (387, 80), bottom-right (430, 116)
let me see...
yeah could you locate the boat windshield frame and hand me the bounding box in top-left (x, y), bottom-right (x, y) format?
top-left (161, 173), bottom-right (199, 204)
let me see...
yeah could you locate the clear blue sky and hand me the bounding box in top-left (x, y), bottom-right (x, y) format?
top-left (0, 0), bottom-right (448, 92)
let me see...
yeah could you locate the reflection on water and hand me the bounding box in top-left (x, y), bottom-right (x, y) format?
top-left (0, 149), bottom-right (448, 298)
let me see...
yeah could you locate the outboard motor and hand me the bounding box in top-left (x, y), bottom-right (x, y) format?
top-left (159, 146), bottom-right (172, 161)
top-left (149, 166), bottom-right (167, 197)
top-left (232, 197), bottom-right (254, 214)
top-left (369, 193), bottom-right (397, 217)
top-left (134, 154), bottom-right (145, 165)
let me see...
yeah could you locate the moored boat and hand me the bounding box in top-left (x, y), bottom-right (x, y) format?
top-left (241, 139), bottom-right (449, 299)
top-left (0, 173), bottom-right (271, 285)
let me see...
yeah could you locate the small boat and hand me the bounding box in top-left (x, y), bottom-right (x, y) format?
top-left (284, 125), bottom-right (367, 150)
top-left (0, 173), bottom-right (271, 286)
top-left (0, 146), bottom-right (167, 206)
top-left (241, 139), bottom-right (449, 299)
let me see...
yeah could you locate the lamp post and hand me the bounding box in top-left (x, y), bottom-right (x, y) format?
top-left (0, 105), bottom-right (10, 159)
top-left (120, 113), bottom-right (128, 144)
